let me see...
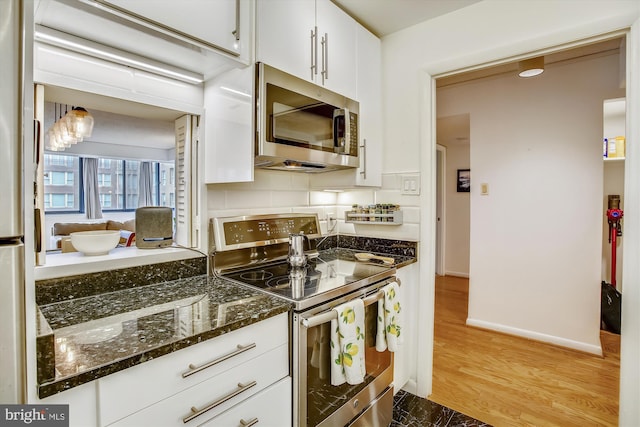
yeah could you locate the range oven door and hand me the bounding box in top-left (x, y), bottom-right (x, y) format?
top-left (293, 279), bottom-right (395, 427)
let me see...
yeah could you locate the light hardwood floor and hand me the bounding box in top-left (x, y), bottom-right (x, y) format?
top-left (428, 275), bottom-right (620, 427)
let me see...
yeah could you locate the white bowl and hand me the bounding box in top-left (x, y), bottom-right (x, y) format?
top-left (70, 230), bottom-right (120, 256)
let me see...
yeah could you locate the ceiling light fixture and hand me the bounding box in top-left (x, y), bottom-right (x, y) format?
top-left (518, 56), bottom-right (545, 78)
top-left (46, 104), bottom-right (94, 152)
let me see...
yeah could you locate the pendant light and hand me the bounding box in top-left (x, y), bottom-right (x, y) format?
top-left (65, 107), bottom-right (94, 139)
top-left (518, 56), bottom-right (545, 78)
top-left (45, 104), bottom-right (94, 152)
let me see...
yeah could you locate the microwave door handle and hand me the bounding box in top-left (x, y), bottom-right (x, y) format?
top-left (333, 109), bottom-right (349, 154)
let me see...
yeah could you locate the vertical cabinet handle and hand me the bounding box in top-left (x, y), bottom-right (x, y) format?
top-left (183, 381), bottom-right (257, 423)
top-left (321, 32), bottom-right (328, 84)
top-left (232, 0), bottom-right (240, 41)
top-left (310, 26), bottom-right (318, 79)
top-left (240, 418), bottom-right (259, 427)
top-left (182, 343), bottom-right (256, 378)
top-left (359, 139), bottom-right (367, 180)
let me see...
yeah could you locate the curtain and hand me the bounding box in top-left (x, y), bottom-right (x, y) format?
top-left (138, 161), bottom-right (154, 207)
top-left (83, 158), bottom-right (103, 219)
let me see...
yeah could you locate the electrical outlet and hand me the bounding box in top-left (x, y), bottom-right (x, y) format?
top-left (326, 213), bottom-right (337, 232)
top-left (401, 174), bottom-right (420, 195)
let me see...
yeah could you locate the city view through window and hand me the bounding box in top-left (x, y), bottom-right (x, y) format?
top-left (44, 153), bottom-right (175, 213)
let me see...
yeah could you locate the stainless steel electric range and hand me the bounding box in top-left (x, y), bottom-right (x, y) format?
top-left (210, 213), bottom-right (397, 427)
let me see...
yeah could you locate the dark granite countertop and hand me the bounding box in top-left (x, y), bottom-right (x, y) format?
top-left (36, 274), bottom-right (291, 399)
top-left (35, 240), bottom-right (416, 399)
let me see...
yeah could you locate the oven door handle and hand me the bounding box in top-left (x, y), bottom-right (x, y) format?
top-left (302, 278), bottom-right (401, 328)
top-left (301, 280), bottom-right (400, 329)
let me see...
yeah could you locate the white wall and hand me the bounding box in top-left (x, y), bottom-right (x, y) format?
top-left (439, 142), bottom-right (470, 277)
top-left (380, 0), bottom-right (640, 413)
top-left (440, 51), bottom-right (623, 354)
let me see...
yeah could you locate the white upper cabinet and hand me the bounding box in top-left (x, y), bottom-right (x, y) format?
top-left (310, 25), bottom-right (382, 189)
top-left (98, 0), bottom-right (248, 60)
top-left (256, 0), bottom-right (316, 83)
top-left (203, 65), bottom-right (254, 184)
top-left (34, 0), bottom-right (252, 80)
top-left (355, 25), bottom-right (382, 187)
top-left (256, 0), bottom-right (357, 99)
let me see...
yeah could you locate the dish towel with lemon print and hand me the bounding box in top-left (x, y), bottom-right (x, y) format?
top-left (330, 299), bottom-right (366, 385)
top-left (376, 281), bottom-right (401, 352)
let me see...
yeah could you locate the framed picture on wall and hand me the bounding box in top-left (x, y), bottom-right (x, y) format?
top-left (457, 169), bottom-right (470, 192)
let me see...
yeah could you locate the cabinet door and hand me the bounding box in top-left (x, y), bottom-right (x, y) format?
top-left (355, 26), bottom-right (382, 187)
top-left (203, 65), bottom-right (254, 183)
top-left (101, 0), bottom-right (245, 58)
top-left (393, 264), bottom-right (419, 392)
top-left (315, 0), bottom-right (357, 99)
top-left (202, 377), bottom-right (292, 427)
top-left (32, 381), bottom-right (97, 427)
top-left (110, 345), bottom-right (288, 427)
top-left (99, 313), bottom-right (288, 426)
top-left (256, 0), bottom-right (317, 83)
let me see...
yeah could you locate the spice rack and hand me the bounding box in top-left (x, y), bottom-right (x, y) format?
top-left (345, 204), bottom-right (403, 225)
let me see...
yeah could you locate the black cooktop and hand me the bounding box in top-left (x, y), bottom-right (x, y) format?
top-left (223, 257), bottom-right (394, 311)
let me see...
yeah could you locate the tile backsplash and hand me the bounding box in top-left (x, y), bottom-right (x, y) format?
top-left (206, 170), bottom-right (420, 241)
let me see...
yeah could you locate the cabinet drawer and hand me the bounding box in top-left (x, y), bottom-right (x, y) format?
top-left (203, 377), bottom-right (292, 427)
top-left (109, 344), bottom-right (289, 427)
top-left (99, 313), bottom-right (288, 426)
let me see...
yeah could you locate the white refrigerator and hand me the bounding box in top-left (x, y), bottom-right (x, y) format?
top-left (0, 0), bottom-right (30, 404)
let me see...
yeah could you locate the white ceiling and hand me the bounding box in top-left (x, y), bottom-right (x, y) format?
top-left (332, 0), bottom-right (481, 37)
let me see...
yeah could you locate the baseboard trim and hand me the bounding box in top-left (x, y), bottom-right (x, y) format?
top-left (466, 317), bottom-right (603, 356)
top-left (399, 379), bottom-right (418, 397)
top-left (444, 271), bottom-right (469, 278)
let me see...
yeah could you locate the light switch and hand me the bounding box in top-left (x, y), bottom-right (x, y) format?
top-left (401, 174), bottom-right (420, 195)
top-left (481, 183), bottom-right (489, 195)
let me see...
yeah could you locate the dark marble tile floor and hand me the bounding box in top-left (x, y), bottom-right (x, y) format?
top-left (392, 391), bottom-right (492, 427)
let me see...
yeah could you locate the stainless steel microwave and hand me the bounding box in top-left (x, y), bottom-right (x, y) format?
top-left (255, 62), bottom-right (359, 172)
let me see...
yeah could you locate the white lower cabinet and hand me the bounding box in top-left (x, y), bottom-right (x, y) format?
top-left (108, 345), bottom-right (289, 427)
top-left (97, 313), bottom-right (290, 426)
top-left (202, 377), bottom-right (292, 427)
top-left (33, 381), bottom-right (98, 427)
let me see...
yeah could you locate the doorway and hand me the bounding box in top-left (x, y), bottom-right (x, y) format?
top-left (435, 115), bottom-right (470, 279)
top-left (429, 36), bottom-right (626, 423)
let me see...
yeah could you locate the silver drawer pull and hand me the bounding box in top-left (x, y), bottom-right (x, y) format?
top-left (240, 418), bottom-right (259, 427)
top-left (182, 343), bottom-right (256, 378)
top-left (183, 381), bottom-right (257, 423)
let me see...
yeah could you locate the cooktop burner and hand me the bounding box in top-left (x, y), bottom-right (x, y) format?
top-left (239, 270), bottom-right (274, 281)
top-left (222, 257), bottom-right (395, 311)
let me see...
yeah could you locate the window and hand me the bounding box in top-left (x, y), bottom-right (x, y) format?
top-left (99, 193), bottom-right (112, 208)
top-left (44, 154), bottom-right (176, 214)
top-left (47, 171), bottom-right (74, 185)
top-left (97, 173), bottom-right (111, 186)
top-left (43, 154), bottom-right (80, 212)
top-left (45, 193), bottom-right (74, 209)
top-left (45, 154), bottom-right (74, 167)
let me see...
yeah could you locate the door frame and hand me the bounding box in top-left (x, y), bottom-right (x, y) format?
top-left (415, 28), bottom-right (640, 414)
top-left (435, 144), bottom-right (446, 276)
